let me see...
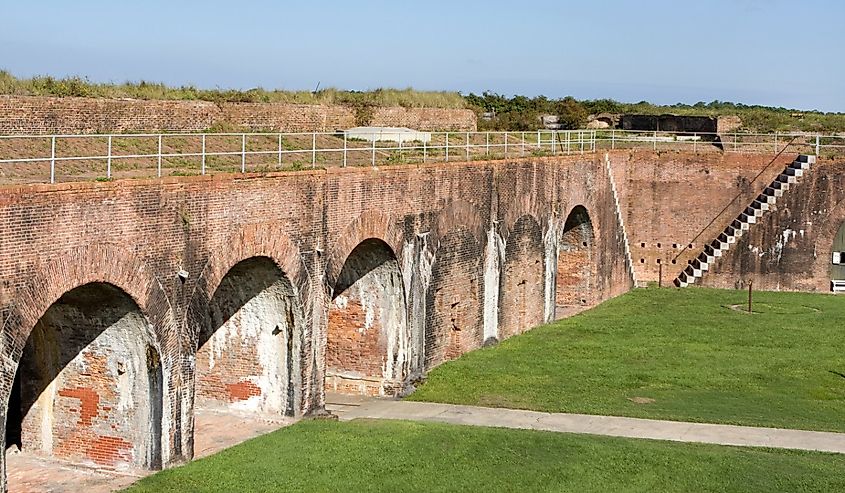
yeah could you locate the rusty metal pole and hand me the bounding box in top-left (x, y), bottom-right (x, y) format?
top-left (748, 281), bottom-right (753, 313)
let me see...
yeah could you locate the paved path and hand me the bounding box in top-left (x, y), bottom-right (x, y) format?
top-left (326, 394), bottom-right (845, 454)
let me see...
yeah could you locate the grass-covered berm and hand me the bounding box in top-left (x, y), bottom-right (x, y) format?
top-left (409, 287), bottom-right (845, 432)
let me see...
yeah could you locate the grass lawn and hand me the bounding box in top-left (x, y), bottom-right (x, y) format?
top-left (126, 419), bottom-right (844, 493)
top-left (408, 287), bottom-right (845, 432)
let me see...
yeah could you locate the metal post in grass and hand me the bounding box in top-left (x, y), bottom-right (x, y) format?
top-left (107, 135), bottom-right (112, 179)
top-left (748, 281), bottom-right (753, 313)
top-left (241, 133), bottom-right (246, 173)
top-left (201, 134), bottom-right (206, 175)
top-left (312, 132), bottom-right (317, 168)
top-left (157, 134), bottom-right (163, 178)
top-left (50, 136), bottom-right (56, 184)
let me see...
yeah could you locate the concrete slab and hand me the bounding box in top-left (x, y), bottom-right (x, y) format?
top-left (332, 398), bottom-right (845, 454)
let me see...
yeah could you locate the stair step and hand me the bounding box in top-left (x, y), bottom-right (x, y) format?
top-left (765, 186), bottom-right (784, 197)
top-left (752, 199), bottom-right (770, 211)
top-left (745, 206), bottom-right (764, 217)
top-left (758, 193), bottom-right (777, 204)
top-left (740, 212), bottom-right (757, 224)
top-left (785, 167), bottom-right (803, 177)
top-left (792, 161), bottom-right (811, 170)
top-left (778, 173), bottom-right (798, 184)
top-left (796, 154), bottom-right (816, 164)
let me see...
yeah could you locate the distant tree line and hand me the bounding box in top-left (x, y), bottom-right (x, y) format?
top-left (464, 91), bottom-right (845, 133)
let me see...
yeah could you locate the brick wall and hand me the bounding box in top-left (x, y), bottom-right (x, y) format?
top-left (0, 95), bottom-right (477, 135)
top-left (612, 150), bottom-right (793, 285)
top-left (0, 154), bottom-right (631, 487)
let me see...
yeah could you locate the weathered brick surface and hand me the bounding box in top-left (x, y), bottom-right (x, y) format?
top-left (0, 154), bottom-right (632, 489)
top-left (611, 150), bottom-right (793, 284)
top-left (0, 95), bottom-right (477, 135)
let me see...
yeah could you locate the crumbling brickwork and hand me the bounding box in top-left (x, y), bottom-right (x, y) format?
top-left (0, 95), bottom-right (477, 134)
top-left (0, 153), bottom-right (632, 490)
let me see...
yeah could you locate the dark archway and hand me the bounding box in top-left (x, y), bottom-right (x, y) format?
top-left (6, 282), bottom-right (162, 470)
top-left (195, 256), bottom-right (303, 417)
top-left (556, 206), bottom-right (597, 318)
top-left (499, 215), bottom-right (545, 340)
top-left (832, 222), bottom-right (845, 283)
top-left (326, 239), bottom-right (408, 396)
top-left (424, 229), bottom-right (484, 371)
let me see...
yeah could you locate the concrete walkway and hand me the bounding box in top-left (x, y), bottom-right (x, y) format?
top-left (326, 394), bottom-right (845, 454)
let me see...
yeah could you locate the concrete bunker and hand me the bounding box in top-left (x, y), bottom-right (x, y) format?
top-left (195, 256), bottom-right (303, 416)
top-left (424, 229), bottom-right (484, 371)
top-left (556, 206), bottom-right (597, 317)
top-left (326, 239), bottom-right (409, 396)
top-left (6, 282), bottom-right (163, 471)
top-left (499, 215), bottom-right (545, 339)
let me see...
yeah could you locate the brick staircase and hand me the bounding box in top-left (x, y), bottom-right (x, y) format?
top-left (674, 154), bottom-right (816, 287)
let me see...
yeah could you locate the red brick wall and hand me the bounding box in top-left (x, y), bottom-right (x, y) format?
top-left (0, 153), bottom-right (632, 480)
top-left (0, 95), bottom-right (477, 135)
top-left (611, 150), bottom-right (793, 284)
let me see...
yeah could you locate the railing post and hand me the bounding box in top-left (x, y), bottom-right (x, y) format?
top-left (485, 132), bottom-right (490, 157)
top-left (816, 134), bottom-right (821, 155)
top-left (423, 137), bottom-right (427, 163)
top-left (581, 131), bottom-right (585, 154)
top-left (504, 132), bottom-right (508, 157)
top-left (371, 133), bottom-right (376, 167)
top-left (693, 132), bottom-right (697, 153)
top-left (343, 132), bottom-right (348, 167)
top-left (653, 131), bottom-right (657, 151)
top-left (774, 131), bottom-right (778, 154)
top-left (201, 134), bottom-right (206, 175)
top-left (611, 129), bottom-right (615, 150)
top-left (107, 135), bottom-right (112, 179)
top-left (50, 136), bottom-right (56, 184)
top-left (312, 132), bottom-right (316, 168)
top-left (157, 134), bottom-right (162, 178)
top-left (445, 133), bottom-right (449, 162)
top-left (241, 133), bottom-right (246, 173)
top-left (566, 131), bottom-right (570, 154)
top-left (278, 133), bottom-right (283, 167)
top-left (551, 131), bottom-right (556, 155)
top-left (537, 130), bottom-right (541, 150)
top-left (521, 131), bottom-right (525, 157)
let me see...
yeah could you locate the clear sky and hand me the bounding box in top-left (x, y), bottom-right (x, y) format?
top-left (3, 0), bottom-right (844, 111)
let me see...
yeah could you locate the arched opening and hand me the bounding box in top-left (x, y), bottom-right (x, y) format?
top-left (556, 206), bottom-right (597, 318)
top-left (326, 239), bottom-right (408, 396)
top-left (424, 229), bottom-right (484, 371)
top-left (499, 215), bottom-right (545, 340)
top-left (832, 222), bottom-right (845, 289)
top-left (195, 257), bottom-right (302, 417)
top-left (6, 282), bottom-right (162, 471)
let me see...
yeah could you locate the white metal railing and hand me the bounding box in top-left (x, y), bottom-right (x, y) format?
top-left (0, 129), bottom-right (842, 184)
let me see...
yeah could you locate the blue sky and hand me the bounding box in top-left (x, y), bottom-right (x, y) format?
top-left (3, 0), bottom-right (843, 111)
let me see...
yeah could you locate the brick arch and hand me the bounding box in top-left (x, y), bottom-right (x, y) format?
top-left (188, 222), bottom-right (308, 346)
top-left (428, 200), bottom-right (486, 253)
top-left (556, 205), bottom-right (599, 311)
top-left (325, 210), bottom-right (406, 291)
top-left (499, 214), bottom-right (546, 339)
top-left (5, 242), bottom-right (177, 361)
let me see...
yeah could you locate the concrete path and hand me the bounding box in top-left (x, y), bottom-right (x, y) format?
top-left (326, 394), bottom-right (845, 454)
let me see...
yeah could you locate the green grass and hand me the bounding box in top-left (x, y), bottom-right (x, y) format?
top-left (126, 419), bottom-right (844, 493)
top-left (0, 70), bottom-right (466, 109)
top-left (408, 287), bottom-right (845, 432)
